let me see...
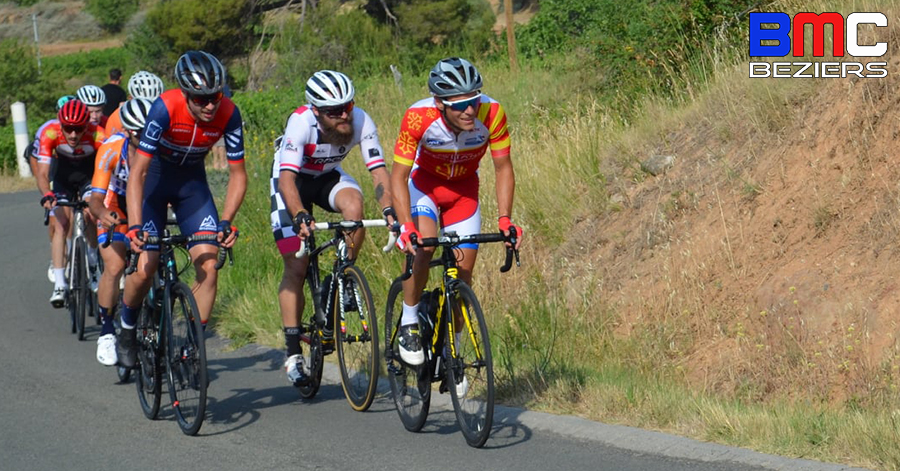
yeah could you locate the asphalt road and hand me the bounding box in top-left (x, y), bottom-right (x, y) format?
top-left (0, 190), bottom-right (872, 471)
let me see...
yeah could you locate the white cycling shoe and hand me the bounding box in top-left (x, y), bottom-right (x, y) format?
top-left (96, 334), bottom-right (118, 366)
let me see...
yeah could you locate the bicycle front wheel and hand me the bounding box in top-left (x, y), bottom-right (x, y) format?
top-left (298, 276), bottom-right (325, 399)
top-left (165, 281), bottom-right (207, 436)
top-left (385, 279), bottom-right (430, 432)
top-left (335, 265), bottom-right (379, 411)
top-left (135, 302), bottom-right (161, 419)
top-left (73, 238), bottom-right (88, 340)
top-left (446, 281), bottom-right (494, 448)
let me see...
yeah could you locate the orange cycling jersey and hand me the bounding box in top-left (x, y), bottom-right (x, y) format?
top-left (392, 95), bottom-right (510, 181)
top-left (104, 106), bottom-right (125, 137)
top-left (91, 133), bottom-right (130, 210)
top-left (37, 122), bottom-right (106, 165)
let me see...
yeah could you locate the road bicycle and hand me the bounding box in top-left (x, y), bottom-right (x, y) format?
top-left (384, 229), bottom-right (519, 448)
top-left (127, 227), bottom-right (232, 436)
top-left (292, 219), bottom-right (395, 411)
top-left (50, 197), bottom-right (98, 341)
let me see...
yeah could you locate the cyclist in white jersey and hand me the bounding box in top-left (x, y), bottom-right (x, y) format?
top-left (269, 70), bottom-right (396, 386)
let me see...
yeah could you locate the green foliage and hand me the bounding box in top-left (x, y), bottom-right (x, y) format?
top-left (124, 22), bottom-right (173, 75)
top-left (393, 0), bottom-right (496, 66)
top-left (85, 0), bottom-right (139, 33)
top-left (516, 0), bottom-right (754, 109)
top-left (268, 0), bottom-right (399, 87)
top-left (145, 0), bottom-right (257, 57)
top-left (11, 0), bottom-right (39, 5)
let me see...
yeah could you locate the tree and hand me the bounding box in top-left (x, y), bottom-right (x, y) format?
top-left (85, 0), bottom-right (139, 33)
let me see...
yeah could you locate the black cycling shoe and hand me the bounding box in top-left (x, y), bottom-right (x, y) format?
top-left (116, 328), bottom-right (138, 368)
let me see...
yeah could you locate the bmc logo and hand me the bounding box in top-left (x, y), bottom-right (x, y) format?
top-left (748, 12), bottom-right (888, 78)
top-left (749, 12), bottom-right (887, 57)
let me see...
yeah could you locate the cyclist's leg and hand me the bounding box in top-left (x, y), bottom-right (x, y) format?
top-left (329, 169), bottom-right (365, 259)
top-left (174, 169), bottom-right (220, 325)
top-left (438, 176), bottom-right (482, 332)
top-left (97, 207), bottom-right (127, 331)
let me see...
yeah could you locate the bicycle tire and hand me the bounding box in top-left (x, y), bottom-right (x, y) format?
top-left (298, 277), bottom-right (325, 399)
top-left (74, 238), bottom-right (87, 341)
top-left (135, 301), bottom-right (162, 419)
top-left (335, 265), bottom-right (378, 411)
top-left (446, 281), bottom-right (494, 448)
top-left (165, 281), bottom-right (207, 436)
top-left (113, 305), bottom-right (132, 383)
top-left (385, 279), bottom-right (430, 432)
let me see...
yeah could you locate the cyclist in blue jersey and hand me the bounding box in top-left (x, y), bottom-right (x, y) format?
top-left (118, 50), bottom-right (247, 368)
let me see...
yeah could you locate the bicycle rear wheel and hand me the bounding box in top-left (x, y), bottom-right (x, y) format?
top-left (335, 265), bottom-right (379, 411)
top-left (446, 281), bottom-right (494, 448)
top-left (385, 279), bottom-right (430, 432)
top-left (165, 281), bottom-right (207, 436)
top-left (135, 302), bottom-right (161, 419)
top-left (73, 238), bottom-right (88, 341)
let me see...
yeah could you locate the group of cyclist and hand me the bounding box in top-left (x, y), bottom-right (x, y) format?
top-left (32, 51), bottom-right (524, 390)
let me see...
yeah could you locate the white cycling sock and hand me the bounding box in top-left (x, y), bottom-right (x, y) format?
top-left (53, 268), bottom-right (67, 289)
top-left (401, 302), bottom-right (420, 326)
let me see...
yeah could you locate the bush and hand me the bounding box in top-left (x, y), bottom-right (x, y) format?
top-left (145, 0), bottom-right (257, 58)
top-left (517, 0), bottom-right (754, 107)
top-left (85, 0), bottom-right (139, 33)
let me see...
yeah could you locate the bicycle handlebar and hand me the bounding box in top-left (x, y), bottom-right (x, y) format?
top-left (294, 219), bottom-right (397, 258)
top-left (125, 233), bottom-right (231, 275)
top-left (399, 228), bottom-right (521, 280)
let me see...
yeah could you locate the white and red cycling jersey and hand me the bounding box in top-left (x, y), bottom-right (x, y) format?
top-left (392, 94), bottom-right (510, 181)
top-left (272, 104), bottom-right (385, 178)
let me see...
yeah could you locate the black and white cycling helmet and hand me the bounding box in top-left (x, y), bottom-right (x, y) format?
top-left (127, 71), bottom-right (165, 100)
top-left (120, 98), bottom-right (153, 132)
top-left (174, 50), bottom-right (226, 95)
top-left (305, 70), bottom-right (355, 107)
top-left (427, 57), bottom-right (482, 97)
top-left (76, 84), bottom-right (106, 106)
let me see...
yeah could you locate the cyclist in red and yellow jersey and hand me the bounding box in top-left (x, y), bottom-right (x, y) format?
top-left (37, 99), bottom-right (107, 307)
top-left (390, 57), bottom-right (523, 365)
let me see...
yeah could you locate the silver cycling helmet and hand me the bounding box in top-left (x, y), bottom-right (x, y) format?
top-left (427, 57), bottom-right (482, 97)
top-left (174, 50), bottom-right (226, 95)
top-left (119, 98), bottom-right (154, 132)
top-left (305, 70), bottom-right (355, 108)
top-left (127, 71), bottom-right (165, 101)
top-left (76, 84), bottom-right (106, 106)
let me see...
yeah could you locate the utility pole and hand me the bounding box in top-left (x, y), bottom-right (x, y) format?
top-left (504, 0), bottom-right (518, 74)
top-left (32, 13), bottom-right (41, 74)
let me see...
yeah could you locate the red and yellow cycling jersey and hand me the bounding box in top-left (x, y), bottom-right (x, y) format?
top-left (392, 95), bottom-right (510, 181)
top-left (37, 122), bottom-right (106, 165)
top-left (91, 133), bottom-right (131, 209)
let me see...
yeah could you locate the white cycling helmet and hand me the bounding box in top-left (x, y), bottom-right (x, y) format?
top-left (120, 98), bottom-right (153, 132)
top-left (428, 57), bottom-right (482, 97)
top-left (127, 71), bottom-right (164, 101)
top-left (305, 70), bottom-right (355, 108)
top-left (76, 84), bottom-right (106, 106)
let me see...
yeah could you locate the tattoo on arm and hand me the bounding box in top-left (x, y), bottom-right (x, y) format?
top-left (375, 183), bottom-right (384, 202)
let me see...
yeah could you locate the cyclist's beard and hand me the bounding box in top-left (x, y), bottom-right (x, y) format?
top-left (320, 120), bottom-right (354, 146)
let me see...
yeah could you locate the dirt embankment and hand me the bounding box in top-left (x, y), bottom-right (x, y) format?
top-left (579, 50), bottom-right (900, 400)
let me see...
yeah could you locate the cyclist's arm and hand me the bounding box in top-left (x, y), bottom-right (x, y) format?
top-left (492, 154), bottom-right (515, 224)
top-left (390, 160), bottom-right (413, 225)
top-left (221, 158), bottom-right (247, 224)
top-left (36, 160), bottom-right (52, 197)
top-left (371, 167), bottom-right (394, 219)
top-left (126, 152), bottom-right (150, 233)
top-left (277, 169), bottom-right (306, 218)
top-left (358, 110), bottom-right (394, 217)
